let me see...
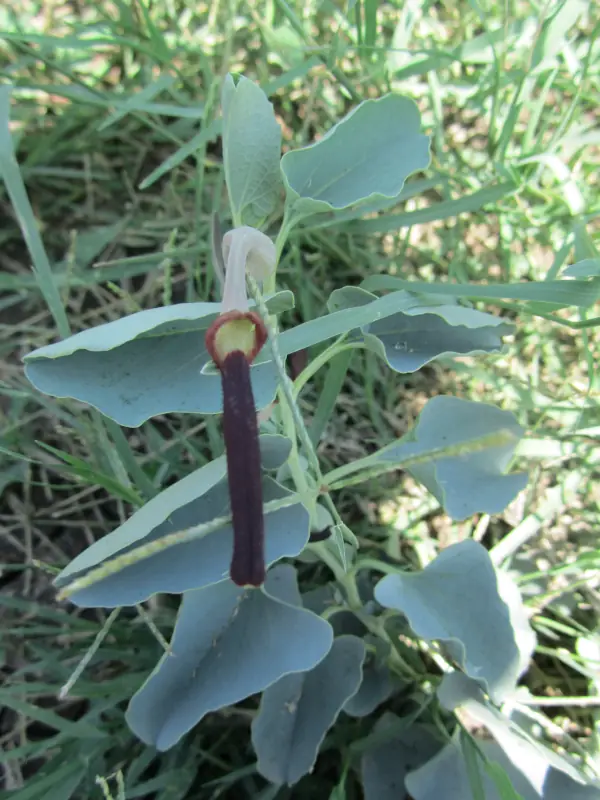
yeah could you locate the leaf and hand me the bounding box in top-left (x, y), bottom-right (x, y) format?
top-left (485, 760), bottom-right (527, 800)
top-left (0, 694), bottom-right (105, 739)
top-left (333, 396), bottom-right (527, 520)
top-left (280, 94), bottom-right (430, 217)
top-left (375, 541), bottom-right (529, 702)
top-left (126, 564), bottom-right (334, 751)
top-left (496, 571), bottom-right (537, 679)
top-left (24, 293), bottom-right (293, 426)
top-left (430, 674), bottom-right (599, 799)
top-left (361, 713), bottom-right (442, 800)
top-left (395, 398), bottom-right (527, 518)
top-left (361, 274), bottom-right (600, 309)
top-left (222, 75), bottom-right (283, 227)
top-left (562, 259), bottom-right (600, 278)
top-left (277, 289), bottom-right (424, 356)
top-left (251, 635), bottom-right (365, 785)
top-left (531, 0), bottom-right (587, 70)
top-left (343, 655), bottom-right (394, 718)
top-left (69, 221), bottom-right (126, 268)
top-left (139, 119), bottom-right (221, 190)
top-left (0, 85), bottom-right (70, 337)
top-left (329, 285), bottom-right (513, 372)
top-left (54, 438), bottom-right (310, 607)
top-left (406, 737), bottom-right (493, 800)
top-left (353, 181), bottom-right (517, 233)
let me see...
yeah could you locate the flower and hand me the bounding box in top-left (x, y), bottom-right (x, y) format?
top-left (205, 223), bottom-right (276, 588)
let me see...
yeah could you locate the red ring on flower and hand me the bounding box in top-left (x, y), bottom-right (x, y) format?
top-left (205, 310), bottom-right (268, 369)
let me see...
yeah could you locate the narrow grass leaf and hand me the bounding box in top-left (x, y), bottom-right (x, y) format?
top-left (562, 259), bottom-right (600, 278)
top-left (0, 695), bottom-right (106, 739)
top-left (361, 275), bottom-right (599, 309)
top-left (139, 119), bottom-right (221, 189)
top-left (37, 442), bottom-right (143, 505)
top-left (0, 86), bottom-right (70, 337)
top-left (354, 181), bottom-right (517, 233)
top-left (98, 73), bottom-right (177, 130)
top-left (460, 731), bottom-right (487, 800)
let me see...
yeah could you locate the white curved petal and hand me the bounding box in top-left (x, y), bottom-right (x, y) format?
top-left (221, 227), bottom-right (276, 313)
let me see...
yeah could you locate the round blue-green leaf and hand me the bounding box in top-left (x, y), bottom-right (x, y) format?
top-left (281, 94), bottom-right (430, 216)
top-left (24, 294), bottom-right (292, 426)
top-left (406, 738), bottom-right (487, 800)
top-left (60, 477), bottom-right (308, 608)
top-left (373, 396), bottom-right (528, 520)
top-left (436, 672), bottom-right (599, 797)
top-left (361, 713), bottom-right (442, 800)
top-left (54, 436), bottom-right (309, 607)
top-left (375, 540), bottom-right (525, 703)
top-left (222, 74), bottom-right (283, 227)
top-left (126, 564), bottom-right (334, 751)
top-left (408, 725), bottom-right (599, 799)
top-left (343, 657), bottom-right (394, 718)
top-left (259, 434), bottom-right (294, 470)
top-left (251, 634), bottom-right (365, 786)
top-left (328, 285), bottom-right (513, 372)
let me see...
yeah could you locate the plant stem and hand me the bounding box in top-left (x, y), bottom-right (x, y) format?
top-left (293, 339), bottom-right (366, 396)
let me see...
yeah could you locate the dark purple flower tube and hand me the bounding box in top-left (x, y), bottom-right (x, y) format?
top-left (205, 310), bottom-right (268, 587)
top-left (220, 349), bottom-right (265, 587)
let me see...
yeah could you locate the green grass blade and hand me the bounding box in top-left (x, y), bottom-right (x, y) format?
top-left (309, 349), bottom-right (354, 446)
top-left (139, 119), bottom-right (221, 189)
top-left (349, 181), bottom-right (517, 233)
top-left (36, 442), bottom-right (144, 506)
top-left (0, 87), bottom-right (70, 338)
top-left (0, 694), bottom-right (106, 739)
top-left (460, 731), bottom-right (487, 800)
top-left (361, 275), bottom-right (600, 308)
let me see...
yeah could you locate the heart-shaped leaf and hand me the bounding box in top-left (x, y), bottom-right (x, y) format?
top-left (361, 713), bottom-right (442, 800)
top-left (24, 293), bottom-right (293, 426)
top-left (55, 436), bottom-right (309, 607)
top-left (251, 634), bottom-right (365, 786)
top-left (328, 286), bottom-right (513, 372)
top-left (277, 290), bottom-right (422, 356)
top-left (392, 397), bottom-right (527, 518)
top-left (126, 564), bottom-right (333, 751)
top-left (431, 672), bottom-right (599, 799)
top-left (281, 94), bottom-right (430, 218)
top-left (375, 541), bottom-right (532, 702)
top-left (222, 75), bottom-right (283, 227)
top-left (329, 396), bottom-right (527, 520)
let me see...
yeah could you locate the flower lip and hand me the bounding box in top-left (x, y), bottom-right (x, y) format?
top-left (205, 310), bottom-right (268, 369)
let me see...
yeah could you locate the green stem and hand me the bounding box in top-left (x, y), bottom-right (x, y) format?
top-left (247, 276), bottom-right (363, 599)
top-left (293, 339), bottom-right (366, 396)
